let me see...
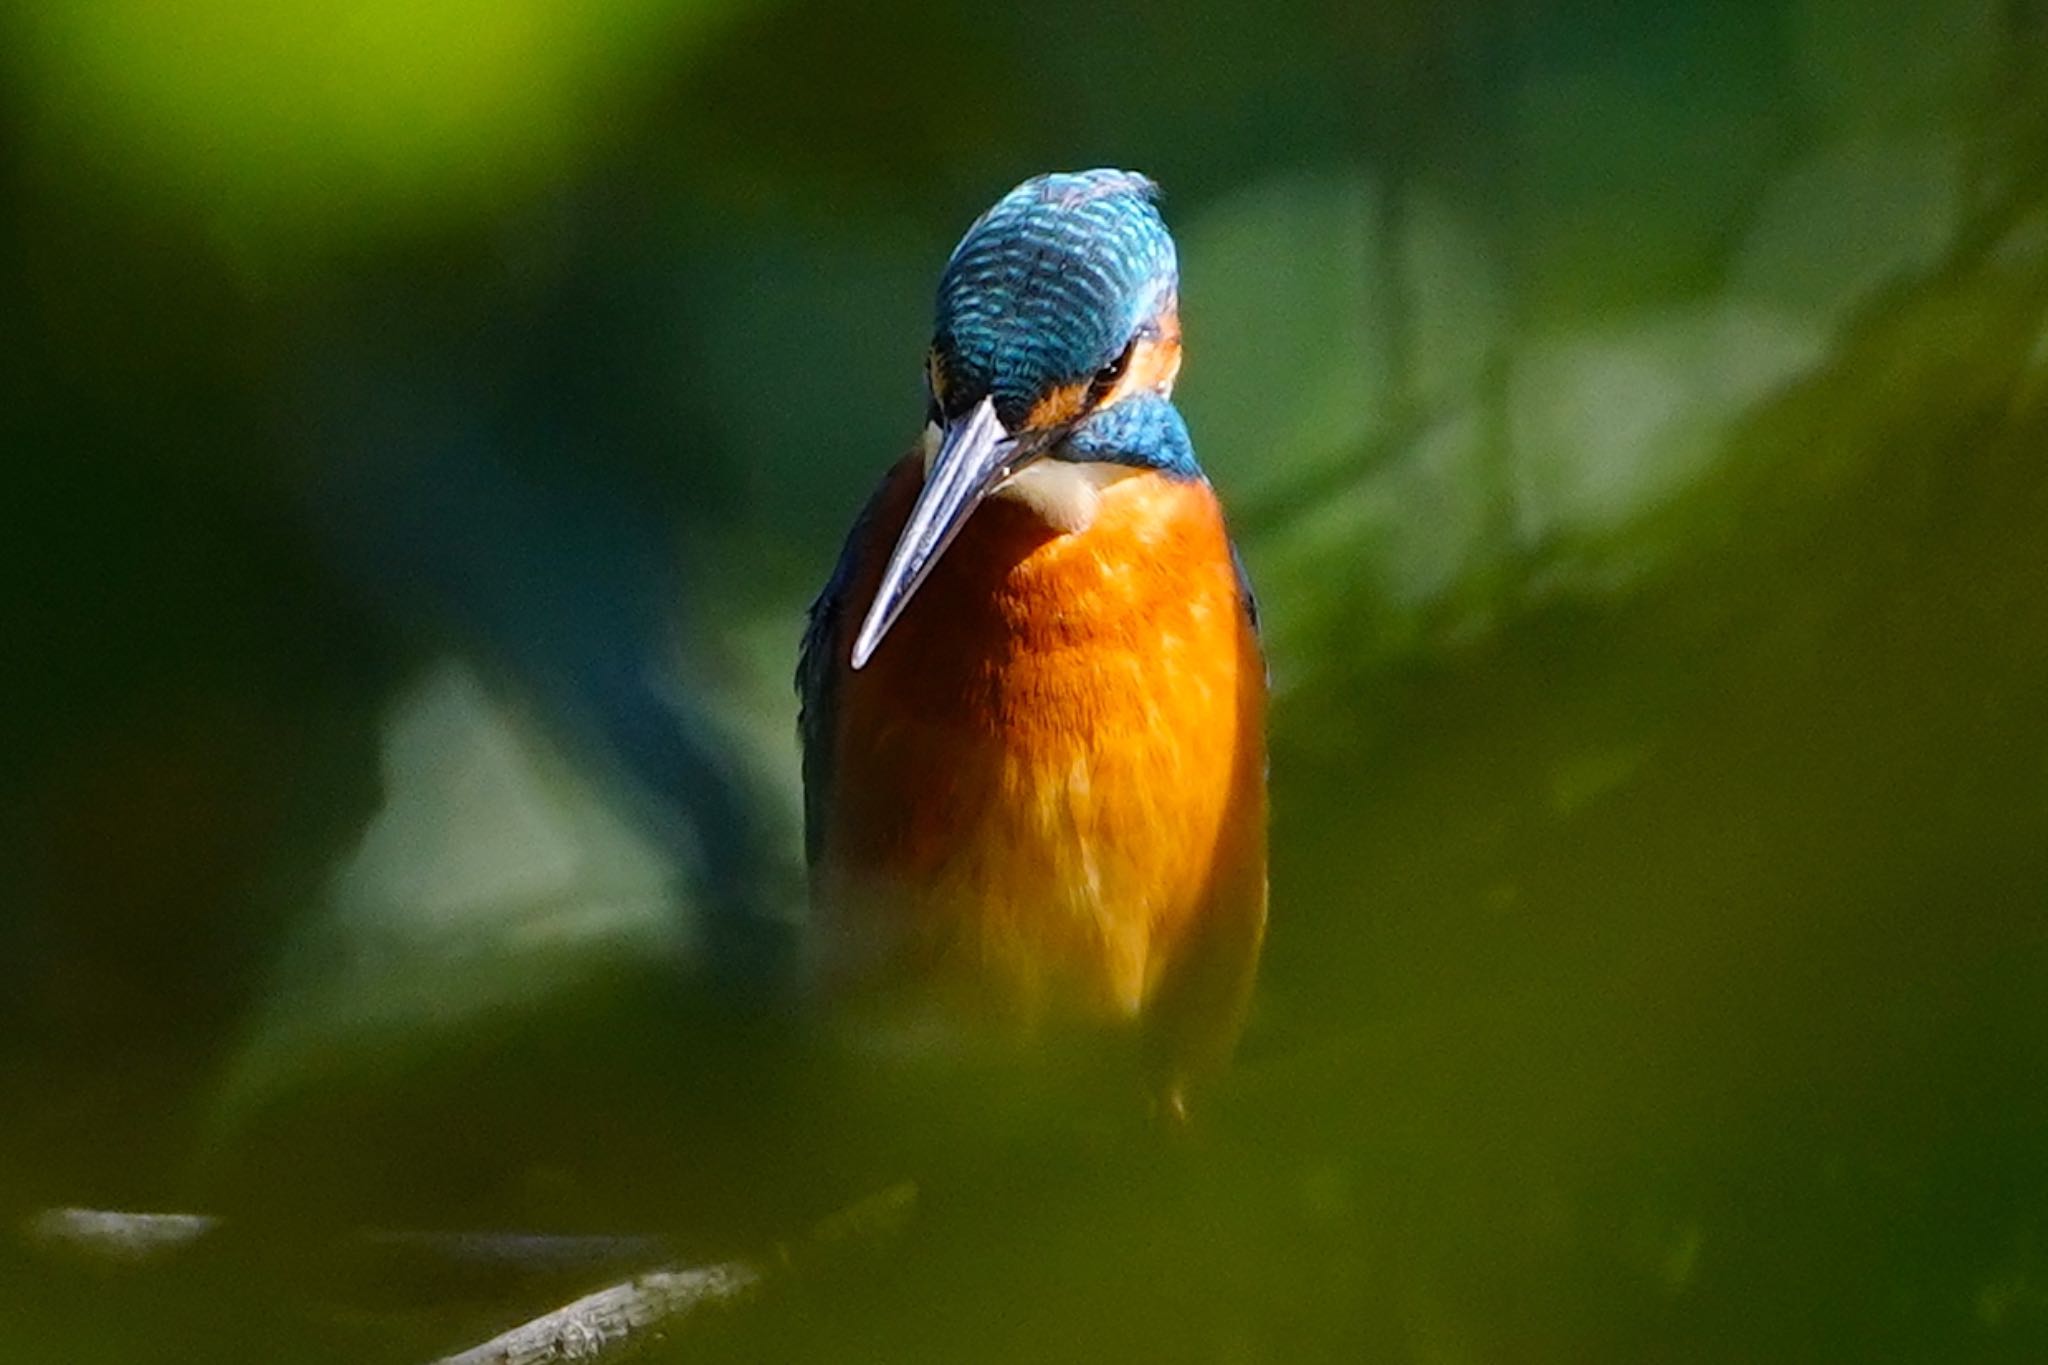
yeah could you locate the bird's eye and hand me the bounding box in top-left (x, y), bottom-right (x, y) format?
top-left (1087, 340), bottom-right (1138, 404)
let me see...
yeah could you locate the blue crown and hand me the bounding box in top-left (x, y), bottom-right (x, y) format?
top-left (933, 170), bottom-right (1178, 430)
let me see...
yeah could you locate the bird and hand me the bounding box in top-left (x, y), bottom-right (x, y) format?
top-left (798, 169), bottom-right (1266, 1119)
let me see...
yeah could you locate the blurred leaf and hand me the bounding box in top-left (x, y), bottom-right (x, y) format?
top-left (684, 227), bottom-right (945, 559)
top-left (1731, 132), bottom-right (1965, 329)
top-left (1402, 187), bottom-right (1508, 412)
top-left (1258, 406), bottom-right (1500, 678)
top-left (213, 658), bottom-right (684, 1130)
top-left (1791, 0), bottom-right (2002, 136)
top-left (1508, 303), bottom-right (1826, 554)
top-left (1179, 168), bottom-right (1387, 500)
top-left (5, 0), bottom-right (742, 255)
top-left (1511, 21), bottom-right (1790, 314)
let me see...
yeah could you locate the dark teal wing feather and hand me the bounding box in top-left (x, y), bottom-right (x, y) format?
top-left (796, 478), bottom-right (888, 868)
top-left (1229, 540), bottom-right (1260, 638)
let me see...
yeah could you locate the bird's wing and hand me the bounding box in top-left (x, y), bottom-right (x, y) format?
top-left (796, 475), bottom-right (894, 868)
top-left (1229, 539), bottom-right (1261, 639)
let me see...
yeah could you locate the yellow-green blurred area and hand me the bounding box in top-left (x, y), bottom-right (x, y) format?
top-left (4, 0), bottom-right (2048, 1359)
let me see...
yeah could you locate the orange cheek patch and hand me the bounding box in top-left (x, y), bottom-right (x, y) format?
top-left (1024, 380), bottom-right (1092, 432)
top-left (1108, 302), bottom-right (1182, 406)
top-left (1112, 335), bottom-right (1183, 403)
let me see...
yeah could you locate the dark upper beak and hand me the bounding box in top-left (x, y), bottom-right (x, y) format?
top-left (851, 395), bottom-right (1029, 669)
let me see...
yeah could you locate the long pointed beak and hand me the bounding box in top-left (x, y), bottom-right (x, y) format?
top-left (851, 396), bottom-right (1018, 670)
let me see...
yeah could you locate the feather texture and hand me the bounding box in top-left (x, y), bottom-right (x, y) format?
top-left (800, 453), bottom-right (1267, 1090)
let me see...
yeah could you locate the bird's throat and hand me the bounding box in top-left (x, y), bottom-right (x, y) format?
top-left (992, 460), bottom-right (1141, 535)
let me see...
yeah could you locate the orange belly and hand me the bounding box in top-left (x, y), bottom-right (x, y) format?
top-left (814, 455), bottom-right (1267, 1075)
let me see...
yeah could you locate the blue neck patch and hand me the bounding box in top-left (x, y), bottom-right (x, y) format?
top-left (1060, 393), bottom-right (1202, 480)
top-left (934, 170), bottom-right (1178, 431)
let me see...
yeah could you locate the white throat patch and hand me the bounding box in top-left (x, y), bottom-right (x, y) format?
top-left (919, 421), bottom-right (1140, 535)
top-left (994, 460), bottom-right (1140, 535)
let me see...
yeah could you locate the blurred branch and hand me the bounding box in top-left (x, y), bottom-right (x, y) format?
top-left (431, 1260), bottom-right (762, 1365)
top-left (27, 1207), bottom-right (218, 1263)
top-left (24, 1206), bottom-right (668, 1287)
top-left (429, 1183), bottom-right (917, 1365)
top-left (22, 1185), bottom-right (917, 1362)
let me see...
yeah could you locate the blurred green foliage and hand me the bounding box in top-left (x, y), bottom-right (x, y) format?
top-left (7, 0), bottom-right (735, 253)
top-left (4, 0), bottom-right (2048, 1360)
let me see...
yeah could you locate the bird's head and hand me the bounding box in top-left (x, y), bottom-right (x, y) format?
top-left (853, 168), bottom-right (1190, 668)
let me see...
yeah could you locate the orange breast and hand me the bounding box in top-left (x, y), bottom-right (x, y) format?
top-left (816, 454), bottom-right (1267, 1069)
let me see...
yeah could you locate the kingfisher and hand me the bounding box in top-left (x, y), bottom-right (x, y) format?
top-left (798, 170), bottom-right (1266, 1118)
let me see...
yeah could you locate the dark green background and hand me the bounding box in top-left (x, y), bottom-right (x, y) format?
top-left (4, 0), bottom-right (2047, 1359)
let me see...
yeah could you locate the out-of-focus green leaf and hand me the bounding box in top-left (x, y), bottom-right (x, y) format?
top-left (212, 658), bottom-right (683, 1131)
top-left (3, 0), bottom-right (742, 256)
top-left (1508, 304), bottom-right (1825, 553)
top-left (1258, 407), bottom-right (1500, 677)
top-left (1731, 133), bottom-right (1965, 330)
top-left (1402, 188), bottom-right (1508, 413)
top-left (1511, 28), bottom-right (1789, 316)
top-left (1791, 0), bottom-right (2001, 136)
top-left (1178, 169), bottom-right (1387, 500)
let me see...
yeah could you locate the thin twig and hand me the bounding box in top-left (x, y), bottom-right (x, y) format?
top-left (23, 1206), bottom-right (668, 1283)
top-left (26, 1207), bottom-right (218, 1264)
